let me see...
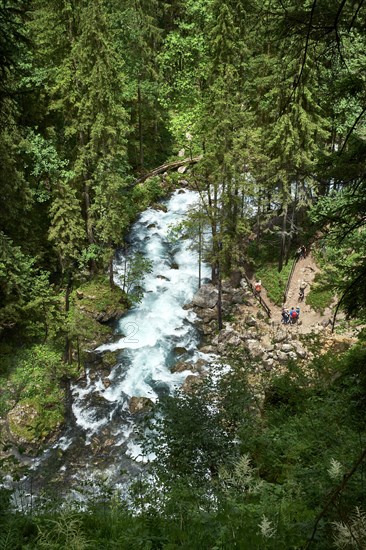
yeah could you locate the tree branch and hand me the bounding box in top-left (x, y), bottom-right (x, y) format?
top-left (305, 447), bottom-right (366, 548)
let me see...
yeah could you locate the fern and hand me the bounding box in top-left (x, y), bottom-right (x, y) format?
top-left (0, 525), bottom-right (19, 550)
top-left (333, 507), bottom-right (366, 549)
top-left (36, 511), bottom-right (90, 549)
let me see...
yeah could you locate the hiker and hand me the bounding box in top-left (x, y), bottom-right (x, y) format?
top-left (295, 306), bottom-right (300, 318)
top-left (290, 307), bottom-right (298, 324)
top-left (254, 280), bottom-right (262, 294)
top-left (299, 280), bottom-right (307, 301)
top-left (296, 245), bottom-right (307, 260)
top-left (281, 308), bottom-right (290, 324)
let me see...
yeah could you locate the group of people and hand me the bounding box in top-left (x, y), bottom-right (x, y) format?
top-left (252, 249), bottom-right (309, 326)
top-left (281, 306), bottom-right (301, 325)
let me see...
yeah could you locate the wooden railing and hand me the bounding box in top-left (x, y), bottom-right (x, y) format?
top-left (241, 272), bottom-right (272, 318)
top-left (282, 256), bottom-right (298, 305)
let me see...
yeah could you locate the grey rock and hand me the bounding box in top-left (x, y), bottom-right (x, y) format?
top-left (281, 343), bottom-right (294, 353)
top-left (192, 284), bottom-right (218, 308)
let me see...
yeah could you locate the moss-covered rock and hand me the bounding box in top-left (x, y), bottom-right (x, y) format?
top-left (101, 350), bottom-right (120, 370)
top-left (7, 399), bottom-right (64, 445)
top-left (68, 276), bottom-right (129, 355)
top-left (0, 344), bottom-right (70, 456)
top-left (72, 276), bottom-right (128, 325)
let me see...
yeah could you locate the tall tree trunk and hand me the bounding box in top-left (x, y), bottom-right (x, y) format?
top-left (285, 183), bottom-right (298, 264)
top-left (79, 129), bottom-right (96, 274)
top-left (63, 271), bottom-right (73, 364)
top-left (138, 83), bottom-right (144, 170)
top-left (278, 203), bottom-right (288, 272)
top-left (217, 242), bottom-right (223, 331)
top-left (109, 250), bottom-right (115, 288)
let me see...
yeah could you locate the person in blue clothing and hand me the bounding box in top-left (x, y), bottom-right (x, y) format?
top-left (290, 307), bottom-right (298, 324)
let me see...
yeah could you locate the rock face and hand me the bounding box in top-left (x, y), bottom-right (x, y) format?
top-left (7, 401), bottom-right (63, 448)
top-left (192, 284), bottom-right (218, 308)
top-left (94, 309), bottom-right (125, 324)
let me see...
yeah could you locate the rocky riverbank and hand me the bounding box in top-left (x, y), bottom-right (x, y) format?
top-left (183, 278), bottom-right (357, 386)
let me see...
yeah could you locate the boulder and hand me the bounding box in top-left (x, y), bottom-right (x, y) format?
top-left (217, 329), bottom-right (242, 347)
top-left (103, 377), bottom-right (111, 389)
top-left (171, 361), bottom-right (191, 373)
top-left (8, 402), bottom-right (39, 444)
top-left (273, 329), bottom-right (288, 343)
top-left (281, 343), bottom-right (294, 353)
top-left (199, 345), bottom-right (217, 354)
top-left (240, 278), bottom-right (249, 289)
top-left (197, 308), bottom-right (218, 322)
top-left (245, 339), bottom-right (264, 358)
top-left (245, 316), bottom-right (257, 327)
top-left (192, 284), bottom-right (218, 308)
top-left (94, 309), bottom-right (125, 324)
top-left (129, 397), bottom-right (154, 415)
top-left (232, 290), bottom-right (247, 304)
top-left (182, 374), bottom-right (204, 393)
top-left (151, 203), bottom-right (168, 212)
top-left (173, 346), bottom-right (187, 356)
top-left (276, 351), bottom-right (289, 363)
top-left (222, 281), bottom-right (234, 294)
top-left (263, 359), bottom-right (275, 371)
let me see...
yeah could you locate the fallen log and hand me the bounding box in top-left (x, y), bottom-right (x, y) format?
top-left (131, 155), bottom-right (202, 187)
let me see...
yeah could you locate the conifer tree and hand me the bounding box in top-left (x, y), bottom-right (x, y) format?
top-left (114, 0), bottom-right (167, 170)
top-left (29, 0), bottom-right (131, 277)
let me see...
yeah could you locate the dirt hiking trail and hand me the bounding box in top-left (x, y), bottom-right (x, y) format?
top-left (253, 253), bottom-right (335, 335)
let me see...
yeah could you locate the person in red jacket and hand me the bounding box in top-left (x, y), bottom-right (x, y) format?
top-left (254, 280), bottom-right (262, 294)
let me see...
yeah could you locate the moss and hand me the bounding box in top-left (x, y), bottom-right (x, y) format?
top-left (8, 398), bottom-right (64, 443)
top-left (101, 351), bottom-right (120, 369)
top-left (71, 275), bottom-right (128, 315)
top-left (0, 344), bottom-right (67, 443)
top-left (67, 275), bottom-right (129, 355)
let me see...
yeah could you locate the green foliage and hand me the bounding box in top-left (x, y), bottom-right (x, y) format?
top-left (35, 511), bottom-right (90, 549)
top-left (0, 344), bottom-right (70, 441)
top-left (0, 232), bottom-right (64, 338)
top-left (120, 252), bottom-right (153, 305)
top-left (255, 262), bottom-right (292, 305)
top-left (1, 1), bottom-right (366, 548)
top-left (306, 273), bottom-right (335, 314)
top-left (311, 189), bottom-right (366, 319)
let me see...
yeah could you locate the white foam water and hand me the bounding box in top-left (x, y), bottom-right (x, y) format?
top-left (71, 189), bottom-right (211, 439)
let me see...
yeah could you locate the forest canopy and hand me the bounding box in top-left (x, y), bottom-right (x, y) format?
top-left (1, 0), bottom-right (366, 548)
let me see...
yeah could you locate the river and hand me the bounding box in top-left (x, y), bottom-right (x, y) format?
top-left (19, 189), bottom-right (212, 506)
